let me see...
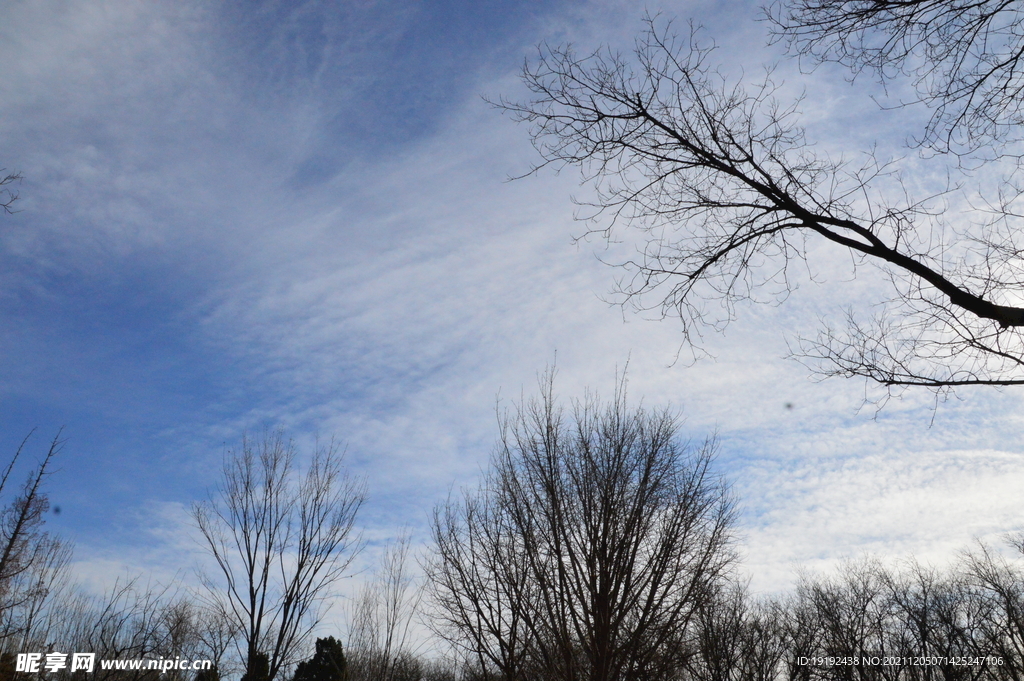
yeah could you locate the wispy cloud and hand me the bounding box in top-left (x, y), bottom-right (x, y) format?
top-left (0, 0), bottom-right (1021, 610)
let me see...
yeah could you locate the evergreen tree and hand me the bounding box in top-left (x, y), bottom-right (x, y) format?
top-left (241, 652), bottom-right (270, 681)
top-left (0, 652), bottom-right (15, 681)
top-left (194, 666), bottom-right (220, 681)
top-left (292, 637), bottom-right (347, 681)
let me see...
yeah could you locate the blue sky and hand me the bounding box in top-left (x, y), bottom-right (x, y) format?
top-left (2, 0), bottom-right (1023, 610)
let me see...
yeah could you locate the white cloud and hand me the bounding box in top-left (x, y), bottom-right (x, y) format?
top-left (1, 0), bottom-right (1022, 614)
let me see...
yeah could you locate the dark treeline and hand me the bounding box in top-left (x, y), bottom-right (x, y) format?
top-left (2, 385), bottom-right (1021, 681)
top-left (688, 553), bottom-right (1024, 681)
top-left (2, 519), bottom-right (1022, 681)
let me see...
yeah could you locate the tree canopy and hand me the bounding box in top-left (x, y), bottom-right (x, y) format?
top-left (425, 373), bottom-right (735, 681)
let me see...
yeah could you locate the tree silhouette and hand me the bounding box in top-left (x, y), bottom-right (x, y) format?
top-left (502, 15), bottom-right (1024, 393)
top-left (769, 0), bottom-right (1024, 155)
top-left (194, 666), bottom-right (220, 681)
top-left (193, 431), bottom-right (365, 681)
top-left (293, 637), bottom-right (347, 681)
top-left (425, 371), bottom-right (735, 681)
top-left (241, 651), bottom-right (270, 681)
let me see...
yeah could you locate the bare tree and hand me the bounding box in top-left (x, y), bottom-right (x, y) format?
top-left (768, 0), bottom-right (1024, 156)
top-left (686, 585), bottom-right (789, 681)
top-left (45, 576), bottom-right (183, 681)
top-left (958, 543), bottom-right (1024, 678)
top-left (501, 15), bottom-right (1024, 393)
top-left (0, 535), bottom-right (73, 651)
top-left (19, 575), bottom-right (225, 681)
top-left (347, 533), bottom-right (424, 681)
top-left (193, 431), bottom-right (365, 681)
top-left (0, 431), bottom-right (62, 593)
top-left (776, 552), bottom-right (1024, 681)
top-left (424, 372), bottom-right (735, 681)
top-left (0, 430), bottom-right (65, 650)
top-left (193, 601), bottom-right (243, 680)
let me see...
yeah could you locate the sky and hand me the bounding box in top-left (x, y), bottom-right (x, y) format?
top-left (1, 0), bottom-right (1024, 626)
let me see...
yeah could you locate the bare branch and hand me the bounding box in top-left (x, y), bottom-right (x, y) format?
top-left (768, 0), bottom-right (1024, 156)
top-left (501, 15), bottom-right (1024, 391)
